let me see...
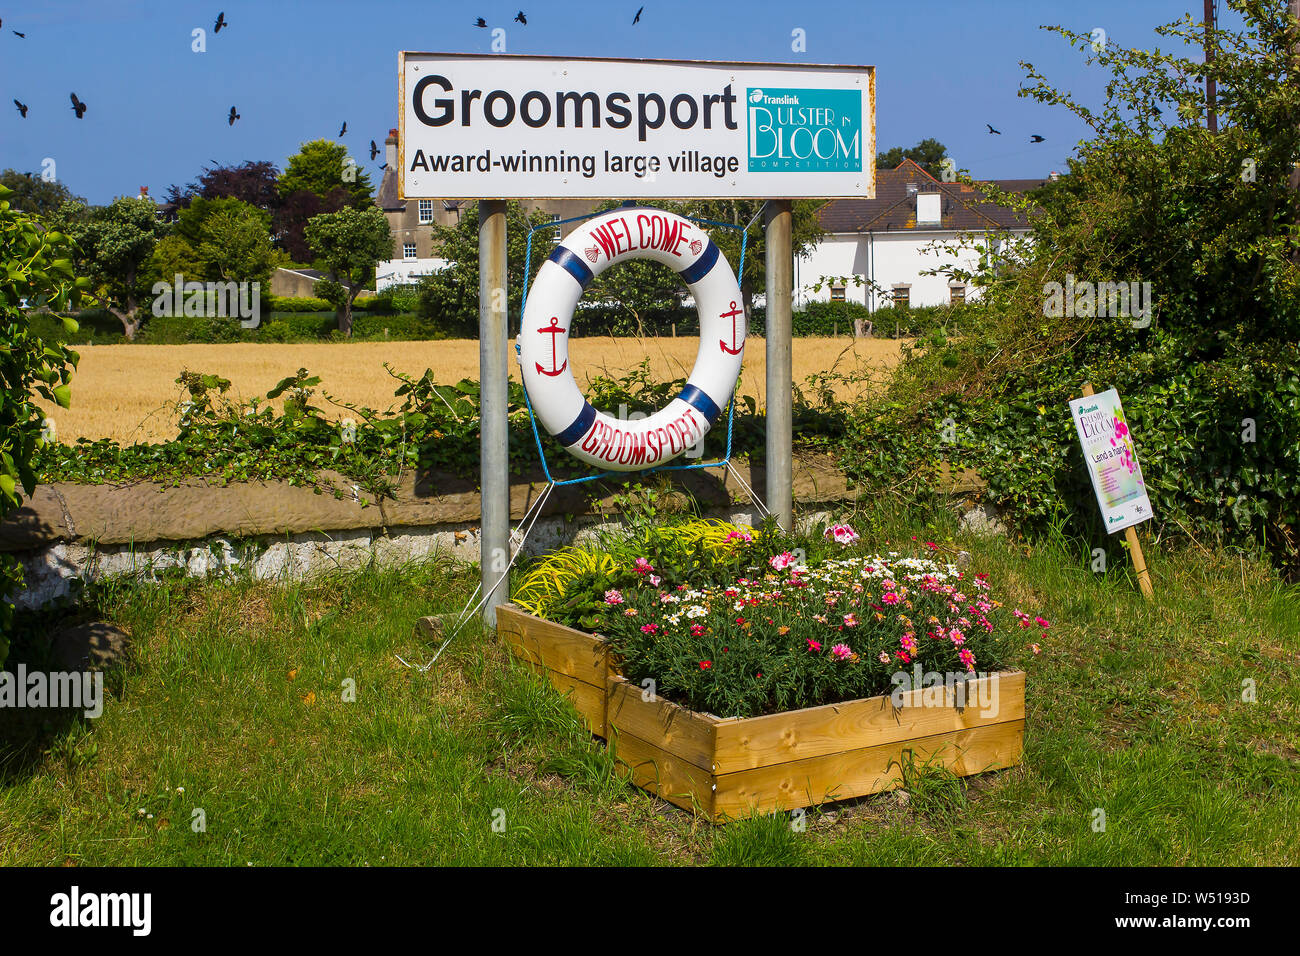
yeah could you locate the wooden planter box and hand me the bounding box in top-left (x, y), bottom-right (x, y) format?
top-left (496, 604), bottom-right (1024, 822)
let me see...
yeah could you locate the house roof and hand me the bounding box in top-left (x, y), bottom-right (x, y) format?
top-left (375, 165), bottom-right (403, 212)
top-left (818, 159), bottom-right (1044, 234)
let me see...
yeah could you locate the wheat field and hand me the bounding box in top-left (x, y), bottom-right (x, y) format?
top-left (35, 336), bottom-right (909, 444)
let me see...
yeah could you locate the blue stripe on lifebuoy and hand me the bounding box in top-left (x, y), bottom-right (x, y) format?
top-left (678, 240), bottom-right (719, 285)
top-left (555, 401), bottom-right (598, 447)
top-left (677, 384), bottom-right (722, 425)
top-left (548, 246), bottom-right (595, 289)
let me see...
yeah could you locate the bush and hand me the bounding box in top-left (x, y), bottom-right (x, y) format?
top-left (1, 186), bottom-right (84, 664)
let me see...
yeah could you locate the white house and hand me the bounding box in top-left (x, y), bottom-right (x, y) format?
top-left (797, 159), bottom-right (1045, 311)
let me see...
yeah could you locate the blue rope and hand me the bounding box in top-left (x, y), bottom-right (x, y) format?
top-left (514, 204), bottom-right (753, 486)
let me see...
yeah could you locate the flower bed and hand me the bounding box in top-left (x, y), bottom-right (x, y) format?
top-left (503, 519), bottom-right (1041, 820)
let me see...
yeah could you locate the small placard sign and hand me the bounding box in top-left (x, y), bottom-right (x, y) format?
top-left (1068, 387), bottom-right (1153, 533)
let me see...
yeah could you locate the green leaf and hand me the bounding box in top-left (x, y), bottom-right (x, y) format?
top-left (52, 384), bottom-right (72, 408)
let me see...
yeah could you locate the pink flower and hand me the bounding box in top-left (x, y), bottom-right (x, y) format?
top-left (1030, 643), bottom-right (1041, 655)
top-left (878, 651), bottom-right (891, 664)
top-left (1035, 616), bottom-right (1051, 628)
top-left (842, 613), bottom-right (859, 627)
top-left (830, 643), bottom-right (853, 661)
top-left (603, 589), bottom-right (624, 605)
top-left (825, 523), bottom-right (860, 546)
top-left (949, 628), bottom-right (966, 646)
top-left (634, 558), bottom-right (653, 576)
top-left (726, 530), bottom-right (753, 543)
top-left (769, 551), bottom-right (796, 570)
top-left (901, 632), bottom-right (918, 655)
top-left (648, 574), bottom-right (662, 586)
top-left (882, 592), bottom-right (900, 606)
top-left (690, 624), bottom-right (706, 636)
top-left (959, 648), bottom-right (976, 671)
top-left (925, 541), bottom-right (938, 550)
top-left (640, 623), bottom-right (658, 634)
top-left (806, 638), bottom-right (822, 652)
top-left (623, 608), bottom-right (638, 617)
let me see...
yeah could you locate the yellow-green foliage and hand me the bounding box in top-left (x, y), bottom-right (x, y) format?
top-left (512, 547), bottom-right (620, 616)
top-left (512, 518), bottom-right (751, 617)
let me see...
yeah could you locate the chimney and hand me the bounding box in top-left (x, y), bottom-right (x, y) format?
top-left (138, 185), bottom-right (150, 199)
top-left (386, 129), bottom-right (398, 170)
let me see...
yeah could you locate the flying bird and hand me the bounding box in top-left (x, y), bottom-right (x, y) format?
top-left (228, 105), bottom-right (240, 126)
top-left (986, 124), bottom-right (1001, 135)
top-left (369, 139), bottom-right (379, 160)
top-left (12, 30), bottom-right (25, 38)
top-left (515, 11), bottom-right (527, 24)
top-left (633, 6), bottom-right (643, 24)
top-left (14, 99), bottom-right (27, 118)
top-left (214, 11), bottom-right (227, 33)
top-left (69, 92), bottom-right (86, 118)
top-left (1030, 134), bottom-right (1045, 143)
top-left (473, 17), bottom-right (487, 27)
top-left (339, 121), bottom-right (347, 137)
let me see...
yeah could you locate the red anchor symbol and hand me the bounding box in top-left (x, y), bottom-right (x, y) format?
top-left (535, 316), bottom-right (568, 377)
top-left (719, 301), bottom-right (745, 355)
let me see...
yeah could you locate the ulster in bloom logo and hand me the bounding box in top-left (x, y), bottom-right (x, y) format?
top-left (747, 87), bottom-right (862, 173)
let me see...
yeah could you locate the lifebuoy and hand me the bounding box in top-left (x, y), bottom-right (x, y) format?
top-left (520, 207), bottom-right (745, 471)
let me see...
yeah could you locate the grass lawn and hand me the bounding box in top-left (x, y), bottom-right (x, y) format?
top-left (2, 510), bottom-right (1297, 866)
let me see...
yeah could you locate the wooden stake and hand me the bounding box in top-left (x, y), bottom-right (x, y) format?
top-left (1125, 524), bottom-right (1155, 600)
top-left (1081, 382), bottom-right (1154, 600)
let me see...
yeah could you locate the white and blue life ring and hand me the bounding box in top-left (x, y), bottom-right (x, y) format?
top-left (519, 207), bottom-right (745, 472)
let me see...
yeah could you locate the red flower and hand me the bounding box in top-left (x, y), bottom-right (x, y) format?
top-left (699, 660), bottom-right (712, 670)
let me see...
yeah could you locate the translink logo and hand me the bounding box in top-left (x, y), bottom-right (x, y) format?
top-left (747, 87), bottom-right (862, 173)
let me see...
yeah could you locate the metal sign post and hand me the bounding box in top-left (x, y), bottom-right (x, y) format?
top-left (765, 199), bottom-right (794, 531)
top-left (479, 200), bottom-right (510, 624)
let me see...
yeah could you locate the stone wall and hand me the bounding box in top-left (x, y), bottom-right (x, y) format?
top-left (1, 456), bottom-right (858, 609)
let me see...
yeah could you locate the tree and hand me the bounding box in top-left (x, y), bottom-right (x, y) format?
top-left (165, 160), bottom-right (281, 213)
top-left (415, 201), bottom-right (555, 336)
top-left (304, 205), bottom-right (392, 335)
top-left (145, 233), bottom-right (203, 288)
top-left (676, 199), bottom-right (827, 319)
top-left (876, 138), bottom-right (949, 178)
top-left (194, 201), bottom-right (281, 283)
top-left (0, 183), bottom-right (86, 663)
top-left (278, 140), bottom-right (373, 207)
top-left (903, 0), bottom-right (1300, 575)
top-left (0, 169), bottom-right (85, 218)
top-left (274, 186), bottom-right (352, 263)
top-left (53, 197), bottom-right (163, 339)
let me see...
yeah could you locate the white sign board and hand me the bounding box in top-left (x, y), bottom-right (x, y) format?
top-left (399, 53), bottom-right (874, 200)
top-left (1068, 388), bottom-right (1153, 533)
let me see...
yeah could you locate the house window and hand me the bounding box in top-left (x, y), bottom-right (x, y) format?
top-left (892, 285), bottom-right (911, 309)
top-left (549, 214), bottom-right (562, 243)
top-left (403, 242), bottom-right (417, 260)
top-left (830, 285), bottom-right (846, 302)
top-left (950, 284), bottom-right (966, 305)
top-left (418, 200), bottom-right (434, 224)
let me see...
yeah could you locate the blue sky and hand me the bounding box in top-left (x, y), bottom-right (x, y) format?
top-left (0, 0), bottom-right (1230, 203)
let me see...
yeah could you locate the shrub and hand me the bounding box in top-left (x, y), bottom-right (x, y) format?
top-left (0, 185), bottom-right (85, 664)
